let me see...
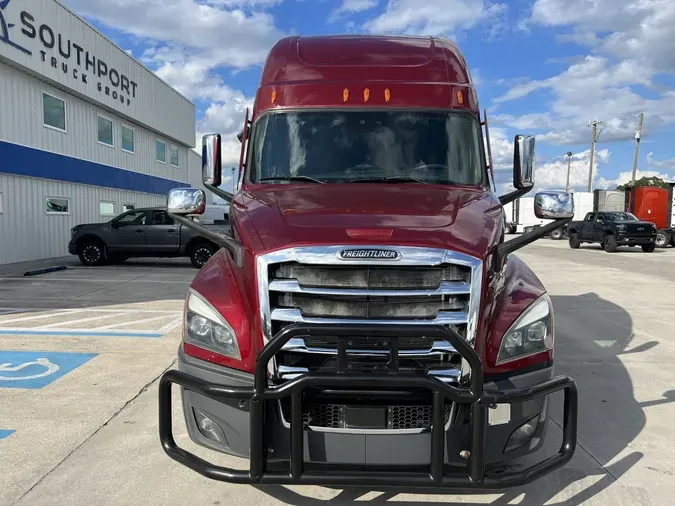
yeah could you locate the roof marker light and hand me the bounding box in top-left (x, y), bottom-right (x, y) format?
top-left (271, 90), bottom-right (277, 104)
top-left (384, 88), bottom-right (391, 102)
top-left (364, 88), bottom-right (370, 102)
top-left (343, 88), bottom-right (349, 102)
top-left (457, 90), bottom-right (464, 104)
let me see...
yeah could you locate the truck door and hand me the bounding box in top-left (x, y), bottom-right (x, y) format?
top-left (581, 213), bottom-right (595, 239)
top-left (593, 213), bottom-right (606, 240)
top-left (108, 210), bottom-right (148, 253)
top-left (146, 210), bottom-right (180, 254)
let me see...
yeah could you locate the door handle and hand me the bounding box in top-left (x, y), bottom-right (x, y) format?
top-left (167, 229), bottom-right (176, 233)
top-left (135, 229), bottom-right (143, 233)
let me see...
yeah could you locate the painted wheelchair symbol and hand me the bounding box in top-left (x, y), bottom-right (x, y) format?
top-left (0, 358), bottom-right (60, 381)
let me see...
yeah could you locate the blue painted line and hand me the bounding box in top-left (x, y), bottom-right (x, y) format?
top-left (0, 350), bottom-right (99, 389)
top-left (0, 330), bottom-right (162, 338)
top-left (0, 430), bottom-right (16, 440)
top-left (0, 140), bottom-right (190, 195)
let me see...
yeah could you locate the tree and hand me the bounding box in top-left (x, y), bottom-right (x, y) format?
top-left (617, 176), bottom-right (671, 191)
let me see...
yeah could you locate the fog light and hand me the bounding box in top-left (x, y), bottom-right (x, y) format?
top-left (504, 415), bottom-right (539, 452)
top-left (193, 408), bottom-right (228, 446)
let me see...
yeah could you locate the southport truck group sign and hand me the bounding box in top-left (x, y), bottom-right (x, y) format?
top-left (0, 0), bottom-right (138, 106)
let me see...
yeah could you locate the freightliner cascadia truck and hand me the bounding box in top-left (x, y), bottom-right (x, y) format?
top-left (158, 35), bottom-right (579, 489)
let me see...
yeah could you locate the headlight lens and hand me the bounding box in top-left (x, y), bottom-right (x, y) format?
top-left (184, 289), bottom-right (240, 360)
top-left (496, 294), bottom-right (553, 365)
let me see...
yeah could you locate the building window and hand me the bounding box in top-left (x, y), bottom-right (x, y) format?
top-left (43, 92), bottom-right (66, 132)
top-left (121, 125), bottom-right (135, 153)
top-left (46, 197), bottom-right (70, 214)
top-left (100, 201), bottom-right (116, 216)
top-left (156, 139), bottom-right (166, 163)
top-left (97, 115), bottom-right (114, 147)
top-left (170, 145), bottom-right (179, 167)
top-left (122, 203), bottom-right (136, 212)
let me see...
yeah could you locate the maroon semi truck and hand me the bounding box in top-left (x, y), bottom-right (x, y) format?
top-left (158, 35), bottom-right (579, 489)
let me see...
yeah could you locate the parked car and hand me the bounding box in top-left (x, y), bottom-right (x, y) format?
top-left (68, 207), bottom-right (226, 268)
top-left (566, 211), bottom-right (658, 252)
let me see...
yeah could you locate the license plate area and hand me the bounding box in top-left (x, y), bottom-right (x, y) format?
top-left (344, 406), bottom-right (387, 429)
top-left (337, 336), bottom-right (399, 373)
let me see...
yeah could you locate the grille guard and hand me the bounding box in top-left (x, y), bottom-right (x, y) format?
top-left (158, 324), bottom-right (578, 488)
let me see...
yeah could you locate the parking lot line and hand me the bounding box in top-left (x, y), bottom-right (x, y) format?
top-left (156, 316), bottom-right (183, 334)
top-left (0, 329), bottom-right (163, 338)
top-left (97, 315), bottom-right (179, 330)
top-left (0, 310), bottom-right (79, 324)
top-left (0, 277), bottom-right (189, 284)
top-left (35, 313), bottom-right (130, 329)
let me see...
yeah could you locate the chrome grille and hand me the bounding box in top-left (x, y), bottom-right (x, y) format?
top-left (257, 246), bottom-right (482, 431)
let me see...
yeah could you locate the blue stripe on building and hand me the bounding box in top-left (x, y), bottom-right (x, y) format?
top-left (0, 141), bottom-right (189, 195)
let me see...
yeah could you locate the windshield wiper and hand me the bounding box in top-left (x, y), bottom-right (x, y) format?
top-left (258, 176), bottom-right (326, 184)
top-left (349, 176), bottom-right (429, 185)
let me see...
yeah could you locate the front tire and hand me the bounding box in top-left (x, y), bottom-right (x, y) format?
top-left (190, 243), bottom-right (217, 269)
top-left (642, 243), bottom-right (656, 253)
top-left (569, 233), bottom-right (581, 249)
top-left (550, 228), bottom-right (563, 240)
top-left (603, 234), bottom-right (618, 252)
top-left (78, 241), bottom-right (106, 266)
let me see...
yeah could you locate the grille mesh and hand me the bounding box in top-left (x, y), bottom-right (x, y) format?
top-left (280, 401), bottom-right (453, 430)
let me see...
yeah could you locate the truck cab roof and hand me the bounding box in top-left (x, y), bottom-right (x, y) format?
top-left (254, 35), bottom-right (479, 116)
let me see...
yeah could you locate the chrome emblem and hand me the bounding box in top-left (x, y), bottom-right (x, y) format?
top-left (638, 227), bottom-right (644, 231)
top-left (339, 249), bottom-right (400, 260)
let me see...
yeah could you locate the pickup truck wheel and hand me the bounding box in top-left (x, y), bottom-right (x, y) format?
top-left (603, 234), bottom-right (618, 252)
top-left (656, 231), bottom-right (670, 248)
top-left (642, 243), bottom-right (656, 252)
top-left (190, 244), bottom-right (216, 269)
top-left (78, 242), bottom-right (105, 266)
top-left (568, 233), bottom-right (580, 249)
top-left (550, 229), bottom-right (563, 240)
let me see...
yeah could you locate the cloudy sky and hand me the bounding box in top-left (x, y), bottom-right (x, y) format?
top-left (62, 0), bottom-right (675, 194)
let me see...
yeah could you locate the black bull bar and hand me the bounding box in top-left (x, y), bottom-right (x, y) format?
top-left (158, 324), bottom-right (578, 488)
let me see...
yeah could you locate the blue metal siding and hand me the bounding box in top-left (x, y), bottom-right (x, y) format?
top-left (0, 140), bottom-right (188, 195)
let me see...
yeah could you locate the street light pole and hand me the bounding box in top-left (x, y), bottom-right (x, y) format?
top-left (565, 151), bottom-right (573, 192)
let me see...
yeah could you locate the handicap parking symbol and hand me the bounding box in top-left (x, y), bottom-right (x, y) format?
top-left (0, 351), bottom-right (98, 389)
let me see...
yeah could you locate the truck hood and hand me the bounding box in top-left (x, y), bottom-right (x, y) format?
top-left (240, 184), bottom-right (500, 258)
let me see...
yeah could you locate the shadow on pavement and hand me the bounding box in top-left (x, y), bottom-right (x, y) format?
top-left (253, 291), bottom-right (667, 505)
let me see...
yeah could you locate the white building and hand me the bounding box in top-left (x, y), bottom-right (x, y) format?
top-left (0, 0), bottom-right (207, 265)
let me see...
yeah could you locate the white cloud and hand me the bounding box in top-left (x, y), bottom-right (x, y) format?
top-left (597, 169), bottom-right (674, 190)
top-left (647, 153), bottom-right (675, 172)
top-left (330, 0), bottom-right (378, 22)
top-left (363, 0), bottom-right (506, 36)
top-left (492, 56), bottom-right (675, 145)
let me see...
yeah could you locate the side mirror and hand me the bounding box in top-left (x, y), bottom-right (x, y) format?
top-left (534, 191), bottom-right (575, 219)
top-left (202, 134), bottom-right (222, 187)
top-left (513, 135), bottom-right (535, 189)
top-left (167, 188), bottom-right (206, 216)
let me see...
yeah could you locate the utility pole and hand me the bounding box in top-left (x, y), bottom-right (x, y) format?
top-left (587, 119), bottom-right (609, 192)
top-left (565, 151), bottom-right (573, 192)
top-left (631, 113), bottom-right (645, 187)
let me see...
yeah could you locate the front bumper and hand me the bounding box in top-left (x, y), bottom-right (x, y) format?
top-left (616, 234), bottom-right (656, 245)
top-left (159, 324), bottom-right (578, 488)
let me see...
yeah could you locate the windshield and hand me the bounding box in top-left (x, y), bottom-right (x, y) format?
top-left (248, 110), bottom-right (486, 185)
top-left (605, 212), bottom-right (639, 222)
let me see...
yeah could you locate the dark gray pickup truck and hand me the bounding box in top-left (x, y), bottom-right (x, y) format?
top-left (567, 211), bottom-right (658, 252)
top-left (68, 207), bottom-right (225, 268)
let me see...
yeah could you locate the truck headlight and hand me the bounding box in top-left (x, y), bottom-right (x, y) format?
top-left (184, 289), bottom-right (240, 360)
top-left (496, 293), bottom-right (553, 365)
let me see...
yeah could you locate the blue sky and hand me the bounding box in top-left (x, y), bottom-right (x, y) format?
top-left (63, 0), bottom-right (675, 193)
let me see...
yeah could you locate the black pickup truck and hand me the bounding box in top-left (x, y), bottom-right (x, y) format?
top-left (68, 207), bottom-right (226, 268)
top-left (567, 211), bottom-right (658, 252)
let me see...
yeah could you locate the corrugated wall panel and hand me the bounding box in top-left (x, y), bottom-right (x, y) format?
top-left (0, 63), bottom-right (190, 184)
top-left (0, 0), bottom-right (195, 145)
top-left (0, 173), bottom-right (163, 264)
